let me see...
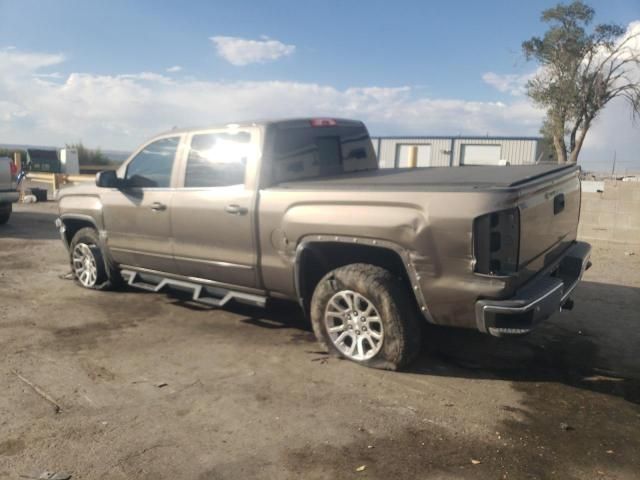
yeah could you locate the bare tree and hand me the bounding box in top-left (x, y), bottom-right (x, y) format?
top-left (523, 1), bottom-right (640, 164)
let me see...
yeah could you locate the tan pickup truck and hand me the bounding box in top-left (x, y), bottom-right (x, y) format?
top-left (0, 156), bottom-right (20, 224)
top-left (56, 118), bottom-right (591, 370)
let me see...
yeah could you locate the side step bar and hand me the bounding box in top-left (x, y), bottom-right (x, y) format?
top-left (120, 269), bottom-right (267, 308)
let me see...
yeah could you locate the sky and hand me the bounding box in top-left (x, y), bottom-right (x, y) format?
top-left (0, 0), bottom-right (639, 172)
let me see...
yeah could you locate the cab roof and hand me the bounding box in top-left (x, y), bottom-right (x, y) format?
top-left (155, 118), bottom-right (365, 137)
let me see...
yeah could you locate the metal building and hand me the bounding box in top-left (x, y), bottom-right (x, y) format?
top-left (371, 136), bottom-right (545, 168)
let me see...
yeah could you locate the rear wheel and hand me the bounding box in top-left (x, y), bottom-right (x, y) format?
top-left (0, 203), bottom-right (11, 224)
top-left (310, 263), bottom-right (422, 370)
top-left (69, 227), bottom-right (123, 290)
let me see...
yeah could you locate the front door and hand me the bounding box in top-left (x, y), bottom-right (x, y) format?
top-left (171, 128), bottom-right (258, 287)
top-left (102, 135), bottom-right (181, 273)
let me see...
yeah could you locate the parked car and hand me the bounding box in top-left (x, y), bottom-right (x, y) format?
top-left (55, 118), bottom-right (591, 370)
top-left (0, 156), bottom-right (20, 224)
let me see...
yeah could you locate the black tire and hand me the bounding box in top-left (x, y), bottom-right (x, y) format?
top-left (69, 227), bottom-right (123, 290)
top-left (310, 263), bottom-right (422, 370)
top-left (0, 203), bottom-right (11, 225)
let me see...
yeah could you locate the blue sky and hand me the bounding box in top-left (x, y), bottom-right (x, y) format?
top-left (1, 0), bottom-right (639, 171)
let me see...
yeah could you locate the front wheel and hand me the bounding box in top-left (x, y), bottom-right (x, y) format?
top-left (0, 203), bottom-right (11, 225)
top-left (69, 227), bottom-right (122, 290)
top-left (310, 263), bottom-right (422, 370)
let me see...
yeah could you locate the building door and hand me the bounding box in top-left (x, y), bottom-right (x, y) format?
top-left (396, 144), bottom-right (431, 167)
top-left (461, 144), bottom-right (502, 165)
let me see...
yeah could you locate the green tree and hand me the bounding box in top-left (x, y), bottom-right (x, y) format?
top-left (65, 141), bottom-right (112, 166)
top-left (523, 1), bottom-right (640, 164)
top-left (538, 119), bottom-right (558, 163)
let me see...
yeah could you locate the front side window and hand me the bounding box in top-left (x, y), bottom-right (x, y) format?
top-left (184, 131), bottom-right (251, 188)
top-left (125, 137), bottom-right (179, 188)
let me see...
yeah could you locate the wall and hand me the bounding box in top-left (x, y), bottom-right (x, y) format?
top-left (372, 137), bottom-right (542, 168)
top-left (451, 138), bottom-right (540, 166)
top-left (373, 137), bottom-right (453, 168)
top-left (578, 180), bottom-right (640, 245)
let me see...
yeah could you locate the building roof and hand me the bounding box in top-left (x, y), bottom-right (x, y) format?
top-left (371, 135), bottom-right (542, 141)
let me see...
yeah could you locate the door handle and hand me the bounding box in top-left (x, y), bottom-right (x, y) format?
top-left (150, 202), bottom-right (167, 211)
top-left (225, 204), bottom-right (248, 216)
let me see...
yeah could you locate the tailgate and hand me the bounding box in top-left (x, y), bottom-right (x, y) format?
top-left (518, 168), bottom-right (581, 272)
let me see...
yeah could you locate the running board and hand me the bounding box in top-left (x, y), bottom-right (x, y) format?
top-left (120, 269), bottom-right (267, 308)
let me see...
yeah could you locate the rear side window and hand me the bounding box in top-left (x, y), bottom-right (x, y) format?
top-left (272, 126), bottom-right (375, 183)
top-left (125, 137), bottom-right (179, 188)
top-left (184, 131), bottom-right (251, 188)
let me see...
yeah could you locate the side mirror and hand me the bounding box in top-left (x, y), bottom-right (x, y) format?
top-left (96, 170), bottom-right (119, 188)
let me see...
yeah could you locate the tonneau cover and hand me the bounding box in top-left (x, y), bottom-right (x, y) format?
top-left (276, 164), bottom-right (576, 190)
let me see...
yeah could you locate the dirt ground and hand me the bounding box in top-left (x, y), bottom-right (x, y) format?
top-left (1, 202), bottom-right (639, 480)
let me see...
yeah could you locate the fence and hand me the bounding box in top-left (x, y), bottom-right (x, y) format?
top-left (578, 180), bottom-right (640, 245)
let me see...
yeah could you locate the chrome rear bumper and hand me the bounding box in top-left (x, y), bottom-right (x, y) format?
top-left (475, 241), bottom-right (591, 336)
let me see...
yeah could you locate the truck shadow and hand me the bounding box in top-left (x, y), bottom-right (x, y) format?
top-left (0, 207), bottom-right (60, 240)
top-left (412, 279), bottom-right (640, 404)
top-left (217, 280), bottom-right (640, 404)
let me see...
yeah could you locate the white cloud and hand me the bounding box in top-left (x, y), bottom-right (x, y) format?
top-left (482, 71), bottom-right (537, 96)
top-left (0, 49), bottom-right (543, 150)
top-left (582, 21), bottom-right (640, 172)
top-left (32, 72), bottom-right (63, 79)
top-left (210, 35), bottom-right (295, 66)
top-left (1, 30), bottom-right (638, 172)
top-left (166, 65), bottom-right (182, 73)
top-left (0, 47), bottom-right (64, 72)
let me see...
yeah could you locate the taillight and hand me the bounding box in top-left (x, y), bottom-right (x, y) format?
top-left (310, 118), bottom-right (337, 127)
top-left (9, 161), bottom-right (17, 178)
top-left (474, 208), bottom-right (520, 275)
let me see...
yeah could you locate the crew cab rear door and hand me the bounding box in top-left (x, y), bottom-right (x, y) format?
top-left (170, 127), bottom-right (260, 287)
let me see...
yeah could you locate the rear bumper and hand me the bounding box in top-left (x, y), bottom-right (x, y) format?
top-left (475, 241), bottom-right (591, 336)
top-left (0, 190), bottom-right (19, 204)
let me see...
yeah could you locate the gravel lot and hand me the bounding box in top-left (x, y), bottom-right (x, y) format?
top-left (1, 202), bottom-right (640, 480)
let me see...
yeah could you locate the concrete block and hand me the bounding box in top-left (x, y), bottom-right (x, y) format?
top-left (617, 185), bottom-right (638, 202)
top-left (596, 198), bottom-right (617, 213)
top-left (601, 185), bottom-right (620, 201)
top-left (597, 212), bottom-right (616, 228)
top-left (612, 213), bottom-right (632, 229)
top-left (612, 228), bottom-right (640, 245)
top-left (579, 225), bottom-right (612, 242)
top-left (578, 210), bottom-right (599, 226)
top-left (616, 201), bottom-right (639, 214)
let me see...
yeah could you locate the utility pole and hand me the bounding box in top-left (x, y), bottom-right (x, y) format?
top-left (610, 150), bottom-right (616, 178)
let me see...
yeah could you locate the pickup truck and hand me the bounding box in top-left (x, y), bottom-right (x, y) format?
top-left (55, 118), bottom-right (591, 370)
top-left (0, 156), bottom-right (20, 224)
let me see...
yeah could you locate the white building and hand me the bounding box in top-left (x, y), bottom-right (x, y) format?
top-left (371, 136), bottom-right (546, 168)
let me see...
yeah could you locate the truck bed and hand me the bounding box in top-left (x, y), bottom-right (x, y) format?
top-left (275, 164), bottom-right (577, 191)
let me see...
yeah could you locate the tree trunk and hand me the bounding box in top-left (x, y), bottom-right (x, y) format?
top-left (553, 134), bottom-right (568, 164)
top-left (568, 121), bottom-right (591, 163)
